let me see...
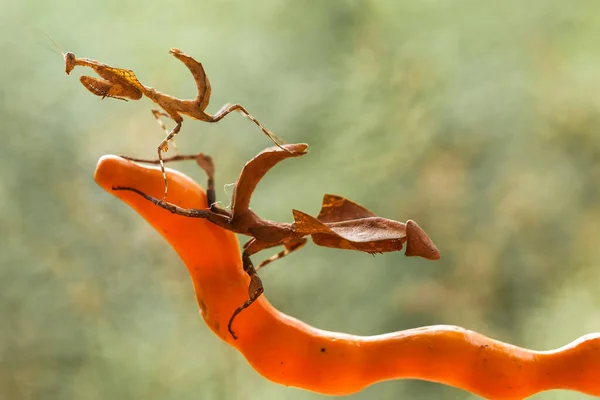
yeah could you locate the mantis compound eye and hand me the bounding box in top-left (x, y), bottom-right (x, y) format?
top-left (64, 52), bottom-right (76, 75)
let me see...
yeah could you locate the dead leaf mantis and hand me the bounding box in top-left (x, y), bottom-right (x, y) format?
top-left (113, 144), bottom-right (440, 339)
top-left (61, 45), bottom-right (287, 200)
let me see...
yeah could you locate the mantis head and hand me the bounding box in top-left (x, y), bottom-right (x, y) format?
top-left (64, 52), bottom-right (76, 75)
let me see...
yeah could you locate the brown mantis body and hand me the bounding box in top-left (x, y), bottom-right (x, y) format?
top-left (64, 48), bottom-right (286, 199)
top-left (113, 144), bottom-right (440, 339)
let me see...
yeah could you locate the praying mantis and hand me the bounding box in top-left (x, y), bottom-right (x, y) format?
top-left (63, 47), bottom-right (287, 200)
top-left (58, 40), bottom-right (439, 339)
top-left (113, 144), bottom-right (440, 339)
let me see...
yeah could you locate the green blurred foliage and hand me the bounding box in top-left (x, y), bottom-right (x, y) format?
top-left (2, 0), bottom-right (600, 399)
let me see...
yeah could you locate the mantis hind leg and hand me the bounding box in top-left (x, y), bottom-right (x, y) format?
top-left (256, 237), bottom-right (307, 271)
top-left (243, 237), bottom-right (308, 272)
top-left (118, 152), bottom-right (229, 216)
top-left (227, 251), bottom-right (264, 340)
top-left (226, 237), bottom-right (307, 339)
top-left (210, 103), bottom-right (289, 151)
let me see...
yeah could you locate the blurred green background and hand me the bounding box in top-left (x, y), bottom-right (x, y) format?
top-left (2, 1), bottom-right (600, 399)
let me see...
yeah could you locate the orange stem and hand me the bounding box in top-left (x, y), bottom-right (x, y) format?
top-left (94, 155), bottom-right (600, 400)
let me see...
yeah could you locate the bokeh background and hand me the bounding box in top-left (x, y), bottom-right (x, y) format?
top-left (2, 1), bottom-right (600, 399)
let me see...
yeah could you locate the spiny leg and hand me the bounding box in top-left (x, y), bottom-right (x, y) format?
top-left (256, 238), bottom-right (307, 271)
top-left (151, 109), bottom-right (179, 154)
top-left (210, 103), bottom-right (289, 151)
top-left (228, 252), bottom-right (264, 340)
top-left (120, 154), bottom-right (198, 164)
top-left (119, 114), bottom-right (183, 201)
top-left (152, 109), bottom-right (170, 132)
top-left (158, 120), bottom-right (182, 200)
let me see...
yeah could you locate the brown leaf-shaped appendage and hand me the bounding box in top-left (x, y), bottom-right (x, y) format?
top-left (405, 220), bottom-right (440, 260)
top-left (168, 48), bottom-right (212, 110)
top-left (317, 194), bottom-right (377, 222)
top-left (231, 143), bottom-right (308, 215)
top-left (294, 209), bottom-right (407, 253)
top-left (293, 194), bottom-right (439, 259)
top-left (76, 60), bottom-right (147, 101)
top-left (97, 66), bottom-right (145, 93)
top-left (79, 75), bottom-right (143, 100)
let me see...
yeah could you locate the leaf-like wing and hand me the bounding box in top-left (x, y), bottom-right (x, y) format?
top-left (293, 211), bottom-right (409, 253)
top-left (292, 209), bottom-right (333, 235)
top-left (317, 194), bottom-right (376, 222)
top-left (103, 67), bottom-right (145, 92)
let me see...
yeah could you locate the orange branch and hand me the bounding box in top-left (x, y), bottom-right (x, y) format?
top-left (94, 155), bottom-right (600, 400)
